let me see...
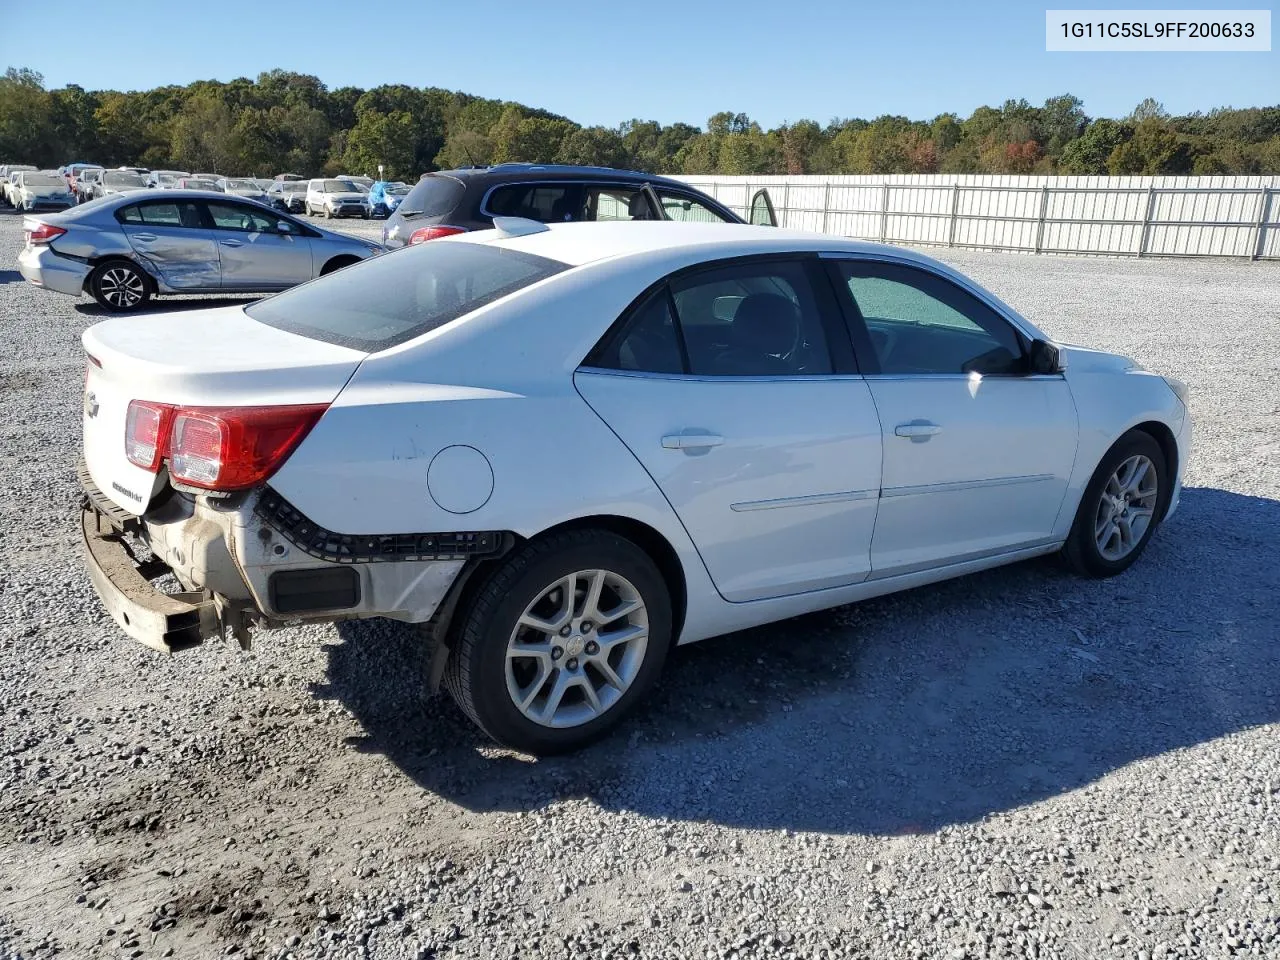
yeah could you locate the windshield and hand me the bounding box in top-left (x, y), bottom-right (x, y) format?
top-left (103, 172), bottom-right (146, 187)
top-left (24, 175), bottom-right (63, 187)
top-left (339, 180), bottom-right (370, 193)
top-left (246, 241), bottom-right (568, 351)
top-left (283, 182), bottom-right (307, 193)
top-left (225, 179), bottom-right (259, 190)
top-left (387, 183), bottom-right (410, 195)
top-left (185, 179), bottom-right (220, 190)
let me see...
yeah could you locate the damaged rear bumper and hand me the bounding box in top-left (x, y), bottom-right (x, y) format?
top-left (81, 506), bottom-right (222, 654)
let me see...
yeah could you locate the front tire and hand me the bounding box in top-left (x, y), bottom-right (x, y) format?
top-left (1063, 429), bottom-right (1166, 578)
top-left (444, 529), bottom-right (672, 755)
top-left (89, 259), bottom-right (151, 313)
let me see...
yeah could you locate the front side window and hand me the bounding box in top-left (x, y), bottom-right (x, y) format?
top-left (837, 262), bottom-right (1026, 376)
top-left (654, 189), bottom-right (733, 224)
top-left (486, 184), bottom-right (581, 222)
top-left (246, 242), bottom-right (569, 351)
top-left (206, 202), bottom-right (278, 233)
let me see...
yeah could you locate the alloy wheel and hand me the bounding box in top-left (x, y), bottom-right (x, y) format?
top-left (505, 568), bottom-right (649, 729)
top-left (99, 267), bottom-right (146, 310)
top-left (1093, 454), bottom-right (1158, 561)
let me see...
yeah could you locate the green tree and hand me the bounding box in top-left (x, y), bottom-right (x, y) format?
top-left (1058, 118), bottom-right (1128, 174)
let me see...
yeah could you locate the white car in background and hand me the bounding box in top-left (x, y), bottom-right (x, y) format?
top-left (1, 164), bottom-right (39, 207)
top-left (79, 221), bottom-right (1189, 754)
top-left (305, 178), bottom-right (371, 219)
top-left (10, 170), bottom-right (76, 211)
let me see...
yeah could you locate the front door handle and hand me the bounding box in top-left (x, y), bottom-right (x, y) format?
top-left (894, 420), bottom-right (943, 442)
top-left (661, 433), bottom-right (725, 450)
top-left (132, 233), bottom-right (157, 242)
top-left (219, 238), bottom-right (243, 247)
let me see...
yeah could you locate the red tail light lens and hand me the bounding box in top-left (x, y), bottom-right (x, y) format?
top-left (168, 404), bottom-right (328, 491)
top-left (125, 400), bottom-right (175, 471)
top-left (408, 225), bottom-right (466, 245)
top-left (25, 221), bottom-right (67, 244)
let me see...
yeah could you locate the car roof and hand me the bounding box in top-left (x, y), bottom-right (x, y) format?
top-left (457, 220), bottom-right (944, 270)
top-left (432, 163), bottom-right (690, 190)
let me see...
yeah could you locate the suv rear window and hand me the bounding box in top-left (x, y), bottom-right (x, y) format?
top-left (245, 242), bottom-right (569, 351)
top-left (395, 174), bottom-right (466, 219)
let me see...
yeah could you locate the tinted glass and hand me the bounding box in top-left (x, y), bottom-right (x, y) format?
top-left (670, 261), bottom-right (833, 377)
top-left (655, 190), bottom-right (732, 223)
top-left (395, 174), bottom-right (466, 218)
top-left (103, 171), bottom-right (146, 187)
top-left (246, 242), bottom-right (568, 351)
top-left (487, 184), bottom-right (580, 222)
top-left (839, 262), bottom-right (1026, 375)
top-left (591, 291), bottom-right (684, 374)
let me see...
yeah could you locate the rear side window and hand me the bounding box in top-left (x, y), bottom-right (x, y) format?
top-left (396, 174), bottom-right (466, 219)
top-left (486, 184), bottom-right (581, 222)
top-left (245, 242), bottom-right (569, 351)
top-left (117, 201), bottom-right (202, 227)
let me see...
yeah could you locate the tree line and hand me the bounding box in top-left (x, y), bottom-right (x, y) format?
top-left (2, 67), bottom-right (1277, 179)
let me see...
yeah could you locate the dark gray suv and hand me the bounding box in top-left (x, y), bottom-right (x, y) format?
top-left (381, 163), bottom-right (776, 249)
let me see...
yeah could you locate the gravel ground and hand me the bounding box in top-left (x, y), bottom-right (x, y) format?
top-left (1, 211), bottom-right (1278, 960)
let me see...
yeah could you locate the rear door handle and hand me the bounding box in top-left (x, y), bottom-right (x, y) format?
top-left (894, 420), bottom-right (943, 441)
top-left (661, 433), bottom-right (725, 450)
top-left (132, 233), bottom-right (157, 242)
top-left (219, 239), bottom-right (243, 247)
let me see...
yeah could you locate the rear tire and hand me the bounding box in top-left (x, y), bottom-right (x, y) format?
top-left (89, 259), bottom-right (151, 313)
top-left (444, 529), bottom-right (672, 755)
top-left (1062, 429), bottom-right (1166, 578)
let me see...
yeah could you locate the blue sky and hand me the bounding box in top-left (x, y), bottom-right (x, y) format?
top-left (7, 0), bottom-right (1276, 127)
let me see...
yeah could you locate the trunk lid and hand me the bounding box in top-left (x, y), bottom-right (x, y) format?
top-left (82, 306), bottom-right (366, 515)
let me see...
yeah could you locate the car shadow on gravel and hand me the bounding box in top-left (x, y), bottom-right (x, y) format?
top-left (319, 485), bottom-right (1280, 836)
top-left (0, 269), bottom-right (21, 284)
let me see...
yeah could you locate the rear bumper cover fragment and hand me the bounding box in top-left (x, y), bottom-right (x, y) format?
top-left (81, 506), bottom-right (220, 654)
top-left (256, 487), bottom-right (508, 563)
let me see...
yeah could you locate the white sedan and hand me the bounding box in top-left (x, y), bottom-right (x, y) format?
top-left (79, 221), bottom-right (1190, 753)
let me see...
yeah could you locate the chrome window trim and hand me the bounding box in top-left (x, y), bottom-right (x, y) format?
top-left (730, 489), bottom-right (878, 512)
top-left (861, 373), bottom-right (1067, 381)
top-left (575, 366), bottom-right (866, 384)
top-left (818, 250), bottom-right (1043, 343)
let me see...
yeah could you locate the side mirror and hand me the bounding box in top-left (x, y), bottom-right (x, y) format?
top-left (1029, 339), bottom-right (1066, 375)
top-left (276, 220), bottom-right (296, 234)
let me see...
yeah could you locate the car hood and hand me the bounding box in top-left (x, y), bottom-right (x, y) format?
top-left (24, 185), bottom-right (71, 195)
top-left (228, 188), bottom-right (267, 199)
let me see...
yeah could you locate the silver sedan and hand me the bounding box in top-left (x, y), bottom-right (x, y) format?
top-left (16, 189), bottom-right (383, 312)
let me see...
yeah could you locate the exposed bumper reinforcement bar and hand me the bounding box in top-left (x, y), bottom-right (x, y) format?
top-left (81, 506), bottom-right (221, 654)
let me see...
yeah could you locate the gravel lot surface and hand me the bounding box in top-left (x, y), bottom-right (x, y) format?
top-left (1, 210), bottom-right (1278, 960)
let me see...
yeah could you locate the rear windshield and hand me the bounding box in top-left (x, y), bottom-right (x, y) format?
top-left (395, 174), bottom-right (465, 219)
top-left (245, 241), bottom-right (569, 351)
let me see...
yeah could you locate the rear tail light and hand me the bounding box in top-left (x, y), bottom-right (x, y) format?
top-left (408, 225), bottom-right (466, 245)
top-left (25, 221), bottom-right (66, 244)
top-left (125, 400), bottom-right (175, 471)
top-left (125, 401), bottom-right (327, 490)
top-left (168, 404), bottom-right (328, 491)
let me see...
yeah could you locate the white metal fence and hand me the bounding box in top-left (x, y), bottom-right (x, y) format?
top-left (672, 174), bottom-right (1280, 260)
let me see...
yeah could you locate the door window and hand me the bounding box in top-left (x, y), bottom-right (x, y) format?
top-left (590, 259), bottom-right (834, 377)
top-left (583, 186), bottom-right (654, 221)
top-left (654, 189), bottom-right (733, 223)
top-left (206, 201), bottom-right (279, 233)
top-left (486, 184), bottom-right (582, 222)
top-left (117, 201), bottom-right (203, 227)
top-left (837, 262), bottom-right (1027, 376)
top-left (749, 189), bottom-right (777, 226)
